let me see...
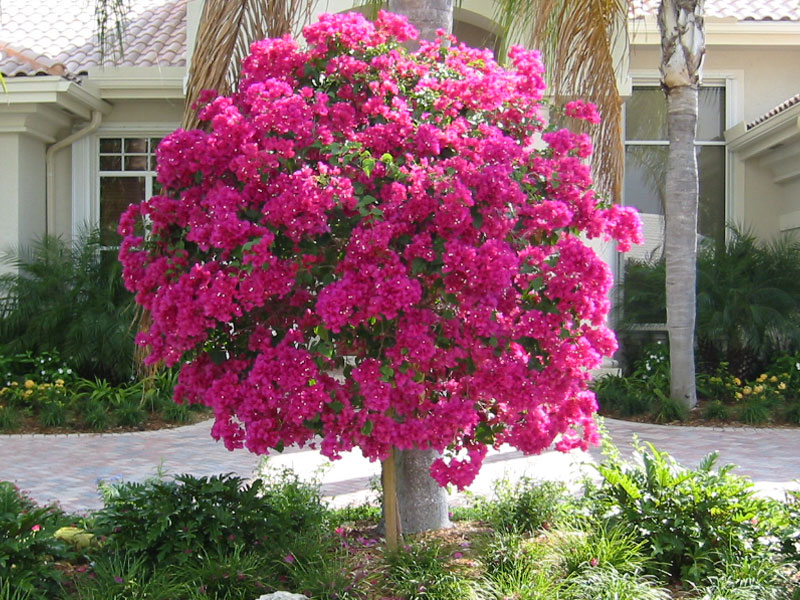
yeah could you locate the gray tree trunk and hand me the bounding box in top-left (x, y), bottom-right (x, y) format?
top-left (658, 0), bottom-right (705, 409)
top-left (393, 447), bottom-right (451, 534)
top-left (388, 0), bottom-right (453, 47)
top-left (383, 0), bottom-right (454, 534)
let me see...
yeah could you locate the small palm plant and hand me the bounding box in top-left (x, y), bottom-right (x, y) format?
top-left (0, 228), bottom-right (137, 384)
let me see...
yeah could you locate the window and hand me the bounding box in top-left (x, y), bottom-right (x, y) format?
top-left (623, 86), bottom-right (726, 246)
top-left (98, 136), bottom-right (163, 245)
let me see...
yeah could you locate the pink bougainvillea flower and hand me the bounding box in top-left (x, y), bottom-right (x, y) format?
top-left (119, 10), bottom-right (640, 491)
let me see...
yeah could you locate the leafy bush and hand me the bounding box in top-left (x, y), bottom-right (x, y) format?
top-left (621, 228), bottom-right (800, 378)
top-left (471, 476), bottom-right (567, 534)
top-left (0, 229), bottom-right (137, 384)
top-left (0, 482), bottom-right (75, 598)
top-left (92, 470), bottom-right (328, 569)
top-left (549, 524), bottom-right (650, 577)
top-left (590, 441), bottom-right (786, 584)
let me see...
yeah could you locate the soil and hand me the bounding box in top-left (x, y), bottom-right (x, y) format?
top-left (2, 408), bottom-right (212, 435)
top-left (599, 396), bottom-right (800, 428)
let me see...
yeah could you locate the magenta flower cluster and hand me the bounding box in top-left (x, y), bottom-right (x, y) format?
top-left (118, 11), bottom-right (642, 489)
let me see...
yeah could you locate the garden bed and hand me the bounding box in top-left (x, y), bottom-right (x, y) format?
top-left (2, 441), bottom-right (798, 600)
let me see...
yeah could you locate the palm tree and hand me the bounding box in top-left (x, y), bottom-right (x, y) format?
top-left (658, 0), bottom-right (704, 409)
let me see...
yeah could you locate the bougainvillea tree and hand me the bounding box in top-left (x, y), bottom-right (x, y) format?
top-left (119, 11), bottom-right (641, 494)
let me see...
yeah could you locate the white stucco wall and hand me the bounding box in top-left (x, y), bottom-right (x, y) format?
top-left (629, 45), bottom-right (800, 125)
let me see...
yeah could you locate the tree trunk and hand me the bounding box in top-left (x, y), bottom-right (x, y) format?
top-left (384, 0), bottom-right (454, 534)
top-left (658, 0), bottom-right (705, 410)
top-left (388, 0), bottom-right (453, 48)
top-left (393, 447), bottom-right (451, 534)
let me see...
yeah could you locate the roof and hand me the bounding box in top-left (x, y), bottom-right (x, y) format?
top-left (0, 0), bottom-right (186, 78)
top-left (747, 92), bottom-right (800, 129)
top-left (632, 0), bottom-right (800, 21)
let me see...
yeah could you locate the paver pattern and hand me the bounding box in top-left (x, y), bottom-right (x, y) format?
top-left (1, 418), bottom-right (797, 513)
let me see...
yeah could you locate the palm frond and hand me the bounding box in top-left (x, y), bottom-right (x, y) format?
top-left (183, 0), bottom-right (318, 130)
top-left (495, 0), bottom-right (627, 202)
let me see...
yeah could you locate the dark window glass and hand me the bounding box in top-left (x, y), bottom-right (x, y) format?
top-left (698, 145), bottom-right (726, 242)
top-left (125, 156), bottom-right (149, 171)
top-left (100, 177), bottom-right (145, 245)
top-left (99, 155), bottom-right (122, 171)
top-left (124, 138), bottom-right (148, 153)
top-left (625, 88), bottom-right (667, 140)
top-left (99, 138), bottom-right (121, 153)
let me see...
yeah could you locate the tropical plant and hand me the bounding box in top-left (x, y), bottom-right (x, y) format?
top-left (117, 10), bottom-right (640, 542)
top-left (621, 229), bottom-right (800, 379)
top-left (591, 441), bottom-right (785, 584)
top-left (0, 228), bottom-right (136, 384)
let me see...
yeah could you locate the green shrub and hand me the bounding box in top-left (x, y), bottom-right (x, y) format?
top-left (92, 470), bottom-right (328, 569)
top-left (471, 477), bottom-right (567, 534)
top-left (550, 524), bottom-right (650, 577)
top-left (592, 374), bottom-right (652, 417)
top-left (0, 482), bottom-right (74, 598)
top-left (477, 531), bottom-right (547, 577)
top-left (621, 228), bottom-right (800, 379)
top-left (590, 441), bottom-right (784, 584)
top-left (0, 229), bottom-right (137, 384)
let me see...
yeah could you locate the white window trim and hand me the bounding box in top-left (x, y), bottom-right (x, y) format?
top-left (623, 70), bottom-right (744, 237)
top-left (71, 123), bottom-right (177, 237)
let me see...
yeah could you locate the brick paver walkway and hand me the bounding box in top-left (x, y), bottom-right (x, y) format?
top-left (1, 418), bottom-right (798, 513)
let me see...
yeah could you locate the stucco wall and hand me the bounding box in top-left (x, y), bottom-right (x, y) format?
top-left (101, 99), bottom-right (184, 126)
top-left (629, 45), bottom-right (800, 124)
top-left (0, 133), bottom-right (47, 272)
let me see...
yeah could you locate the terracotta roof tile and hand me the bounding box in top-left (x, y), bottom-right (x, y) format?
top-left (0, 0), bottom-right (186, 77)
top-left (747, 92), bottom-right (800, 129)
top-left (631, 0), bottom-right (800, 21)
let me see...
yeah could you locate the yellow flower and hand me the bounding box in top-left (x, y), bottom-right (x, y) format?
top-left (757, 374), bottom-right (767, 383)
top-left (742, 386), bottom-right (752, 395)
top-left (24, 380), bottom-right (35, 389)
top-left (754, 385), bottom-right (764, 394)
top-left (770, 376), bottom-right (778, 383)
top-left (779, 382), bottom-right (787, 390)
top-left (10, 382), bottom-right (18, 387)
top-left (735, 392), bottom-right (743, 400)
top-left (55, 379), bottom-right (65, 387)
top-left (734, 377), bottom-right (742, 386)
top-left (23, 390), bottom-right (32, 397)
top-left (40, 383), bottom-right (51, 390)
top-left (0, 388), bottom-right (6, 395)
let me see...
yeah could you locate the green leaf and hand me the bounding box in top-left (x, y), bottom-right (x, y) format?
top-left (362, 157), bottom-right (376, 177)
top-left (361, 420), bottom-right (374, 435)
top-left (411, 257), bottom-right (428, 275)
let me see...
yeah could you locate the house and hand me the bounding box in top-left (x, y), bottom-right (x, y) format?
top-left (0, 0), bottom-right (798, 269)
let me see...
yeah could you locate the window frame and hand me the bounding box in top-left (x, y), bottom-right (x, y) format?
top-left (622, 70), bottom-right (743, 239)
top-left (72, 123), bottom-right (176, 240)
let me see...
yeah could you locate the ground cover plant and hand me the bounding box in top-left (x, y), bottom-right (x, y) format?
top-left (0, 351), bottom-right (207, 433)
top-left (1, 440), bottom-right (797, 599)
top-left (117, 9), bottom-right (641, 504)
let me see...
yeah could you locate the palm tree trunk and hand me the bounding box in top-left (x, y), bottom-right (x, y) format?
top-left (658, 0), bottom-right (705, 409)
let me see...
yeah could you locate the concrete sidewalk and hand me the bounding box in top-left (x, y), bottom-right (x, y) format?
top-left (1, 418), bottom-right (798, 513)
